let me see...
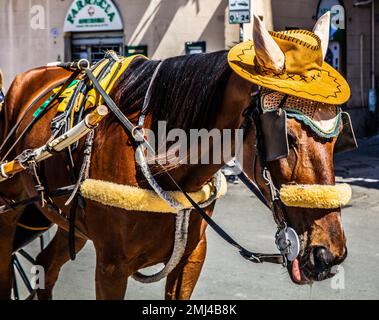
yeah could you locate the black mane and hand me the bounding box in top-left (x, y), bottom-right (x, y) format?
top-left (111, 51), bottom-right (231, 132)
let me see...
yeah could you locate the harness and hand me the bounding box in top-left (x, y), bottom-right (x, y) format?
top-left (0, 52), bottom-right (357, 282)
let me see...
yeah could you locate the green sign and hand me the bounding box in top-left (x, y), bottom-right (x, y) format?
top-left (64, 0), bottom-right (123, 32)
top-left (125, 45), bottom-right (148, 57)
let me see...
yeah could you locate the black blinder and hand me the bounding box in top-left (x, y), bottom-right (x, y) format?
top-left (0, 89), bottom-right (4, 105)
top-left (260, 110), bottom-right (289, 162)
top-left (334, 112), bottom-right (358, 154)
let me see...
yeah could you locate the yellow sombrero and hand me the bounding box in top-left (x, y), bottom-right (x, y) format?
top-left (228, 14), bottom-right (350, 105)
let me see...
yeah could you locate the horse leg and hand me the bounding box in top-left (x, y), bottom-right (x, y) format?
top-left (94, 246), bottom-right (129, 300)
top-left (165, 233), bottom-right (207, 300)
top-left (0, 210), bottom-right (23, 299)
top-left (35, 228), bottom-right (87, 300)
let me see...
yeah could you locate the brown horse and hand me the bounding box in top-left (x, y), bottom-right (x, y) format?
top-left (0, 22), bottom-right (348, 300)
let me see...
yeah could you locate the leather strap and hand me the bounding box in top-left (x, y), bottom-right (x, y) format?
top-left (237, 171), bottom-right (270, 209)
top-left (171, 179), bottom-right (284, 264)
top-left (0, 80), bottom-right (66, 158)
top-left (1, 70), bottom-right (81, 161)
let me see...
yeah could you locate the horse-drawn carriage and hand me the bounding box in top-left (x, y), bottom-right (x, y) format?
top-left (0, 14), bottom-right (357, 300)
top-left (11, 207), bottom-right (51, 300)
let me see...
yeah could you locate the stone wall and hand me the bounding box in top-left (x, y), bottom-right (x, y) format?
top-left (0, 0), bottom-right (228, 88)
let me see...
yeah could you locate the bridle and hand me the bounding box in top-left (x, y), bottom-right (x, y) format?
top-left (238, 89), bottom-right (301, 264)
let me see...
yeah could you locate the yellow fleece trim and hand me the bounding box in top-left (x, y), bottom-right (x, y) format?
top-left (80, 175), bottom-right (227, 214)
top-left (280, 183), bottom-right (352, 209)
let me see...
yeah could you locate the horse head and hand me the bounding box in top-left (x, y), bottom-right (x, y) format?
top-left (232, 14), bottom-right (354, 284)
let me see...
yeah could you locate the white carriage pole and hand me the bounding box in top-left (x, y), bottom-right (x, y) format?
top-left (0, 105), bottom-right (109, 182)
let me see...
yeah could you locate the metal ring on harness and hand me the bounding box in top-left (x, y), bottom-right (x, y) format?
top-left (131, 126), bottom-right (145, 141)
top-left (77, 59), bottom-right (90, 71)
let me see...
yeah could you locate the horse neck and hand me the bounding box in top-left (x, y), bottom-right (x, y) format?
top-left (156, 74), bottom-right (254, 192)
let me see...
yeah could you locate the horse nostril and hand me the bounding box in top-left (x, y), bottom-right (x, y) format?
top-left (312, 246), bottom-right (333, 269)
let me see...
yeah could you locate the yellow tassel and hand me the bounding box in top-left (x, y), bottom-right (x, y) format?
top-left (280, 183), bottom-right (352, 209)
top-left (80, 175), bottom-right (227, 214)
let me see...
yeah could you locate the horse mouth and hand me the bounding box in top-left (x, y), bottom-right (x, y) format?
top-left (287, 257), bottom-right (336, 285)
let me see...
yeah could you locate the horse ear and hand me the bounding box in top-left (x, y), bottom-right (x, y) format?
top-left (313, 11), bottom-right (330, 60)
top-left (253, 15), bottom-right (285, 73)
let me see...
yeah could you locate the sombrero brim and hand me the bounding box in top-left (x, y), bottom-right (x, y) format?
top-left (228, 41), bottom-right (350, 105)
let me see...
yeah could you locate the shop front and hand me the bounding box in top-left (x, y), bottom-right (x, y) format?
top-left (63, 0), bottom-right (126, 62)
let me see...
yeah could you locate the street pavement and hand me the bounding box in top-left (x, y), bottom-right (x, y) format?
top-left (21, 135), bottom-right (379, 300)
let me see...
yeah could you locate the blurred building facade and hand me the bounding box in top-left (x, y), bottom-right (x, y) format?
top-left (0, 0), bottom-right (378, 136)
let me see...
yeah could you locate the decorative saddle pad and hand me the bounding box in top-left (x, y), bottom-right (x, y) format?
top-left (36, 52), bottom-right (147, 121)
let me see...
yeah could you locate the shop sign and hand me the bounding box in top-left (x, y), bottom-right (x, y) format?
top-left (64, 0), bottom-right (123, 32)
top-left (229, 0), bottom-right (250, 24)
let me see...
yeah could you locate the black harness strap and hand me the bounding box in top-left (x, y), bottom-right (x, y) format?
top-left (69, 196), bottom-right (78, 260)
top-left (26, 160), bottom-right (47, 208)
top-left (237, 171), bottom-right (270, 209)
top-left (251, 91), bottom-right (288, 226)
top-left (84, 68), bottom-right (136, 133)
top-left (66, 131), bottom-right (95, 260)
top-left (238, 98), bottom-right (271, 210)
top-left (1, 69), bottom-right (81, 161)
top-left (174, 181), bottom-right (284, 264)
top-left (0, 185), bottom-right (75, 213)
top-left (0, 80), bottom-right (67, 158)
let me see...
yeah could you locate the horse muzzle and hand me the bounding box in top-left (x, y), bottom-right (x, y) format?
top-left (279, 183), bottom-right (352, 209)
